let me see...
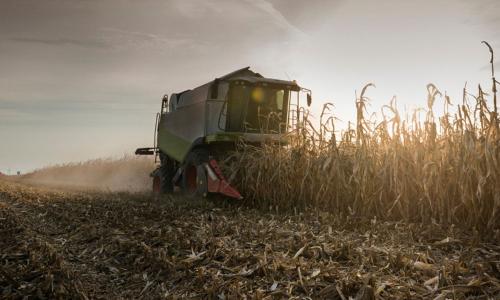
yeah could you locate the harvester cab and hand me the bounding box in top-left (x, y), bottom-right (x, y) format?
top-left (136, 67), bottom-right (311, 199)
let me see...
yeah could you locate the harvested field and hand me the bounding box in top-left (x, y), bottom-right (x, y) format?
top-left (1, 179), bottom-right (499, 299)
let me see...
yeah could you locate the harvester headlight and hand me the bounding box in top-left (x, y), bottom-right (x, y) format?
top-left (251, 87), bottom-right (264, 103)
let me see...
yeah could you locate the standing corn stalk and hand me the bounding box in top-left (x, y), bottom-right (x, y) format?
top-left (223, 46), bottom-right (500, 237)
top-left (482, 41), bottom-right (499, 131)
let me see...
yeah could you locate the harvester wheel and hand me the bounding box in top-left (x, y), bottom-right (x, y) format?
top-left (155, 152), bottom-right (176, 195)
top-left (182, 148), bottom-right (209, 198)
top-left (152, 174), bottom-right (162, 195)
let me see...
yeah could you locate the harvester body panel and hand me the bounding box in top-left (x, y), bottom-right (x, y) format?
top-left (157, 83), bottom-right (210, 162)
top-left (157, 67), bottom-right (300, 163)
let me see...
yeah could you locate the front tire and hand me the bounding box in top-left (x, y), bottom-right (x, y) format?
top-left (153, 152), bottom-right (176, 196)
top-left (182, 148), bottom-right (209, 198)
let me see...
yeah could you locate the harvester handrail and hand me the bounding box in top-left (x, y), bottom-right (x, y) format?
top-left (153, 112), bottom-right (160, 163)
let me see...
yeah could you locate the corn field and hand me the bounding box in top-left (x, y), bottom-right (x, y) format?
top-left (227, 69), bottom-right (500, 236)
top-left (2, 46), bottom-right (500, 300)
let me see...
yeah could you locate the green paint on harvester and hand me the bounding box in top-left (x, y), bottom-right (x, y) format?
top-left (157, 129), bottom-right (192, 162)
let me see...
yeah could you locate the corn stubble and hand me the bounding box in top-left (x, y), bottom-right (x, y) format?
top-left (1, 180), bottom-right (499, 299)
top-left (227, 75), bottom-right (499, 237)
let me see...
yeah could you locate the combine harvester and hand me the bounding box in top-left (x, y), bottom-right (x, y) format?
top-left (136, 67), bottom-right (311, 199)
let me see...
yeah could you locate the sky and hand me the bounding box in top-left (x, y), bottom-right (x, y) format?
top-left (1, 0), bottom-right (499, 173)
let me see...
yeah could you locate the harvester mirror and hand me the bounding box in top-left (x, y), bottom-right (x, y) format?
top-left (307, 93), bottom-right (312, 107)
top-left (161, 94), bottom-right (168, 113)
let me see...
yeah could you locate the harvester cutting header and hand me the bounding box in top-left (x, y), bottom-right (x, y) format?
top-left (136, 67), bottom-right (311, 199)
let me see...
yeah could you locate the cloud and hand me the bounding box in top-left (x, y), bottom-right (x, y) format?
top-left (0, 108), bottom-right (31, 120)
top-left (244, 0), bottom-right (304, 36)
top-left (9, 29), bottom-right (198, 52)
top-left (461, 0), bottom-right (500, 42)
top-left (9, 37), bottom-right (109, 49)
top-left (100, 28), bottom-right (195, 51)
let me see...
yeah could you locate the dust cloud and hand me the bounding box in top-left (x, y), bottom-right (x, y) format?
top-left (19, 156), bottom-right (155, 192)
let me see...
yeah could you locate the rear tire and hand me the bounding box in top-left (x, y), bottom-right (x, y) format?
top-left (182, 148), bottom-right (209, 198)
top-left (153, 152), bottom-right (176, 195)
top-left (152, 174), bottom-right (162, 195)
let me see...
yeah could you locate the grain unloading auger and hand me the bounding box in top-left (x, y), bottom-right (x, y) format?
top-left (136, 67), bottom-right (311, 199)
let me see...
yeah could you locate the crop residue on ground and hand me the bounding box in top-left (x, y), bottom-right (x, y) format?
top-left (1, 180), bottom-right (499, 299)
